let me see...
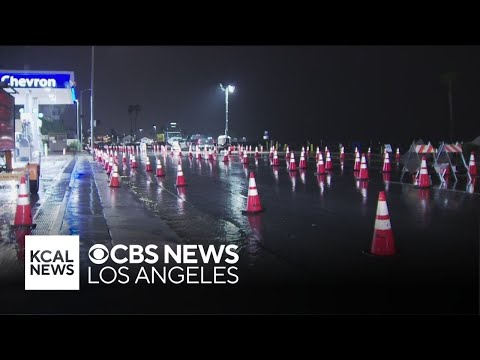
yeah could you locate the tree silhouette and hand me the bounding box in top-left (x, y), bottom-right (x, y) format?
top-left (128, 104), bottom-right (141, 139)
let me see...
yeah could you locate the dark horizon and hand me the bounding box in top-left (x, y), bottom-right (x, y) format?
top-left (1, 45), bottom-right (479, 146)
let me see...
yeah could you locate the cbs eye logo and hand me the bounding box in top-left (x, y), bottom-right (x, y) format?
top-left (88, 244), bottom-right (109, 264)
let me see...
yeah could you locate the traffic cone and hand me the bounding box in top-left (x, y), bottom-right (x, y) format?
top-left (357, 153), bottom-right (369, 180)
top-left (340, 146), bottom-right (345, 160)
top-left (223, 150), bottom-right (229, 163)
top-left (145, 157), bottom-right (153, 171)
top-left (367, 147), bottom-right (371, 158)
top-left (104, 155), bottom-right (109, 170)
top-left (468, 152), bottom-right (477, 177)
top-left (255, 147), bottom-right (260, 158)
top-left (289, 152), bottom-right (297, 171)
top-left (269, 147), bottom-right (274, 159)
top-left (175, 161), bottom-right (187, 187)
top-left (382, 151), bottom-right (391, 173)
top-left (354, 151), bottom-right (361, 172)
top-left (107, 158), bottom-right (113, 175)
top-left (242, 172), bottom-right (264, 214)
top-left (131, 155), bottom-right (137, 168)
top-left (324, 146), bottom-right (328, 154)
top-left (243, 152), bottom-right (249, 165)
top-left (285, 146), bottom-right (290, 160)
top-left (271, 150), bottom-right (280, 166)
top-left (109, 164), bottom-right (121, 187)
top-left (208, 150), bottom-right (214, 161)
top-left (416, 156), bottom-right (431, 188)
top-left (369, 191), bottom-right (396, 256)
top-left (12, 176), bottom-right (34, 228)
top-left (299, 151), bottom-right (307, 169)
top-left (315, 152), bottom-right (326, 175)
top-left (325, 151), bottom-right (333, 170)
top-left (395, 148), bottom-right (400, 162)
top-left (122, 152), bottom-right (127, 163)
top-left (156, 158), bottom-right (165, 177)
top-left (315, 147), bottom-right (320, 161)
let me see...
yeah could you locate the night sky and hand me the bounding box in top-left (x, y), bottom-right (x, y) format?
top-left (1, 45), bottom-right (479, 145)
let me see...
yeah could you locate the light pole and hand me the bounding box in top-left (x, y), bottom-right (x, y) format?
top-left (90, 46), bottom-right (95, 154)
top-left (153, 125), bottom-right (157, 140)
top-left (75, 99), bottom-right (79, 150)
top-left (219, 83), bottom-right (235, 138)
top-left (80, 88), bottom-right (91, 150)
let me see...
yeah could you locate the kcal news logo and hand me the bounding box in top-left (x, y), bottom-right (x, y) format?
top-left (25, 235), bottom-right (80, 290)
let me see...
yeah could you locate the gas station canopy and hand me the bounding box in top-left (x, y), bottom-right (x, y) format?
top-left (0, 69), bottom-right (76, 105)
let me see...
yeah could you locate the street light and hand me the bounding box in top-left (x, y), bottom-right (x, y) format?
top-left (80, 88), bottom-right (91, 150)
top-left (153, 125), bottom-right (157, 140)
top-left (219, 83), bottom-right (235, 138)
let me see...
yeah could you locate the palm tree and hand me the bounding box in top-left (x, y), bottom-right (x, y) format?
top-left (441, 72), bottom-right (457, 142)
top-left (128, 105), bottom-right (135, 136)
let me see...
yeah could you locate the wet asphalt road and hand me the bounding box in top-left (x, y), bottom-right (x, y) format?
top-left (0, 150), bottom-right (478, 314)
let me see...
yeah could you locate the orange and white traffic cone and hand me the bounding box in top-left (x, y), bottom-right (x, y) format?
top-left (354, 151), bottom-right (361, 172)
top-left (12, 176), bottom-right (34, 228)
top-left (242, 152), bottom-right (249, 165)
top-left (299, 151), bottom-right (307, 169)
top-left (395, 147), bottom-right (400, 162)
top-left (109, 164), bottom-right (121, 187)
top-left (242, 172), bottom-right (264, 214)
top-left (131, 155), bottom-right (137, 168)
top-left (285, 146), bottom-right (290, 160)
top-left (107, 158), bottom-right (113, 175)
top-left (382, 151), bottom-right (391, 173)
top-left (357, 153), bottom-right (369, 180)
top-left (175, 161), bottom-right (187, 187)
top-left (468, 151), bottom-right (477, 177)
top-left (223, 150), bottom-right (229, 163)
top-left (315, 152), bottom-right (326, 175)
top-left (416, 156), bottom-right (431, 188)
top-left (255, 147), bottom-right (260, 158)
top-left (369, 191), bottom-right (396, 256)
top-left (145, 157), bottom-right (153, 171)
top-left (340, 146), bottom-right (345, 160)
top-left (289, 152), bottom-right (297, 171)
top-left (208, 150), bottom-right (214, 161)
top-left (269, 147), bottom-right (274, 159)
top-left (271, 150), bottom-right (280, 166)
top-left (325, 151), bottom-right (333, 171)
top-left (122, 152), bottom-right (127, 163)
top-left (156, 158), bottom-right (165, 177)
top-left (367, 147), bottom-right (371, 158)
top-left (315, 146), bottom-right (320, 161)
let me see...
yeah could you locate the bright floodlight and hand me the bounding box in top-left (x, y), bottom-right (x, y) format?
top-left (228, 85), bottom-right (235, 93)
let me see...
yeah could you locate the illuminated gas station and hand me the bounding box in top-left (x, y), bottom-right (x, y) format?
top-left (0, 69), bottom-right (76, 192)
top-left (0, 69), bottom-right (76, 161)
